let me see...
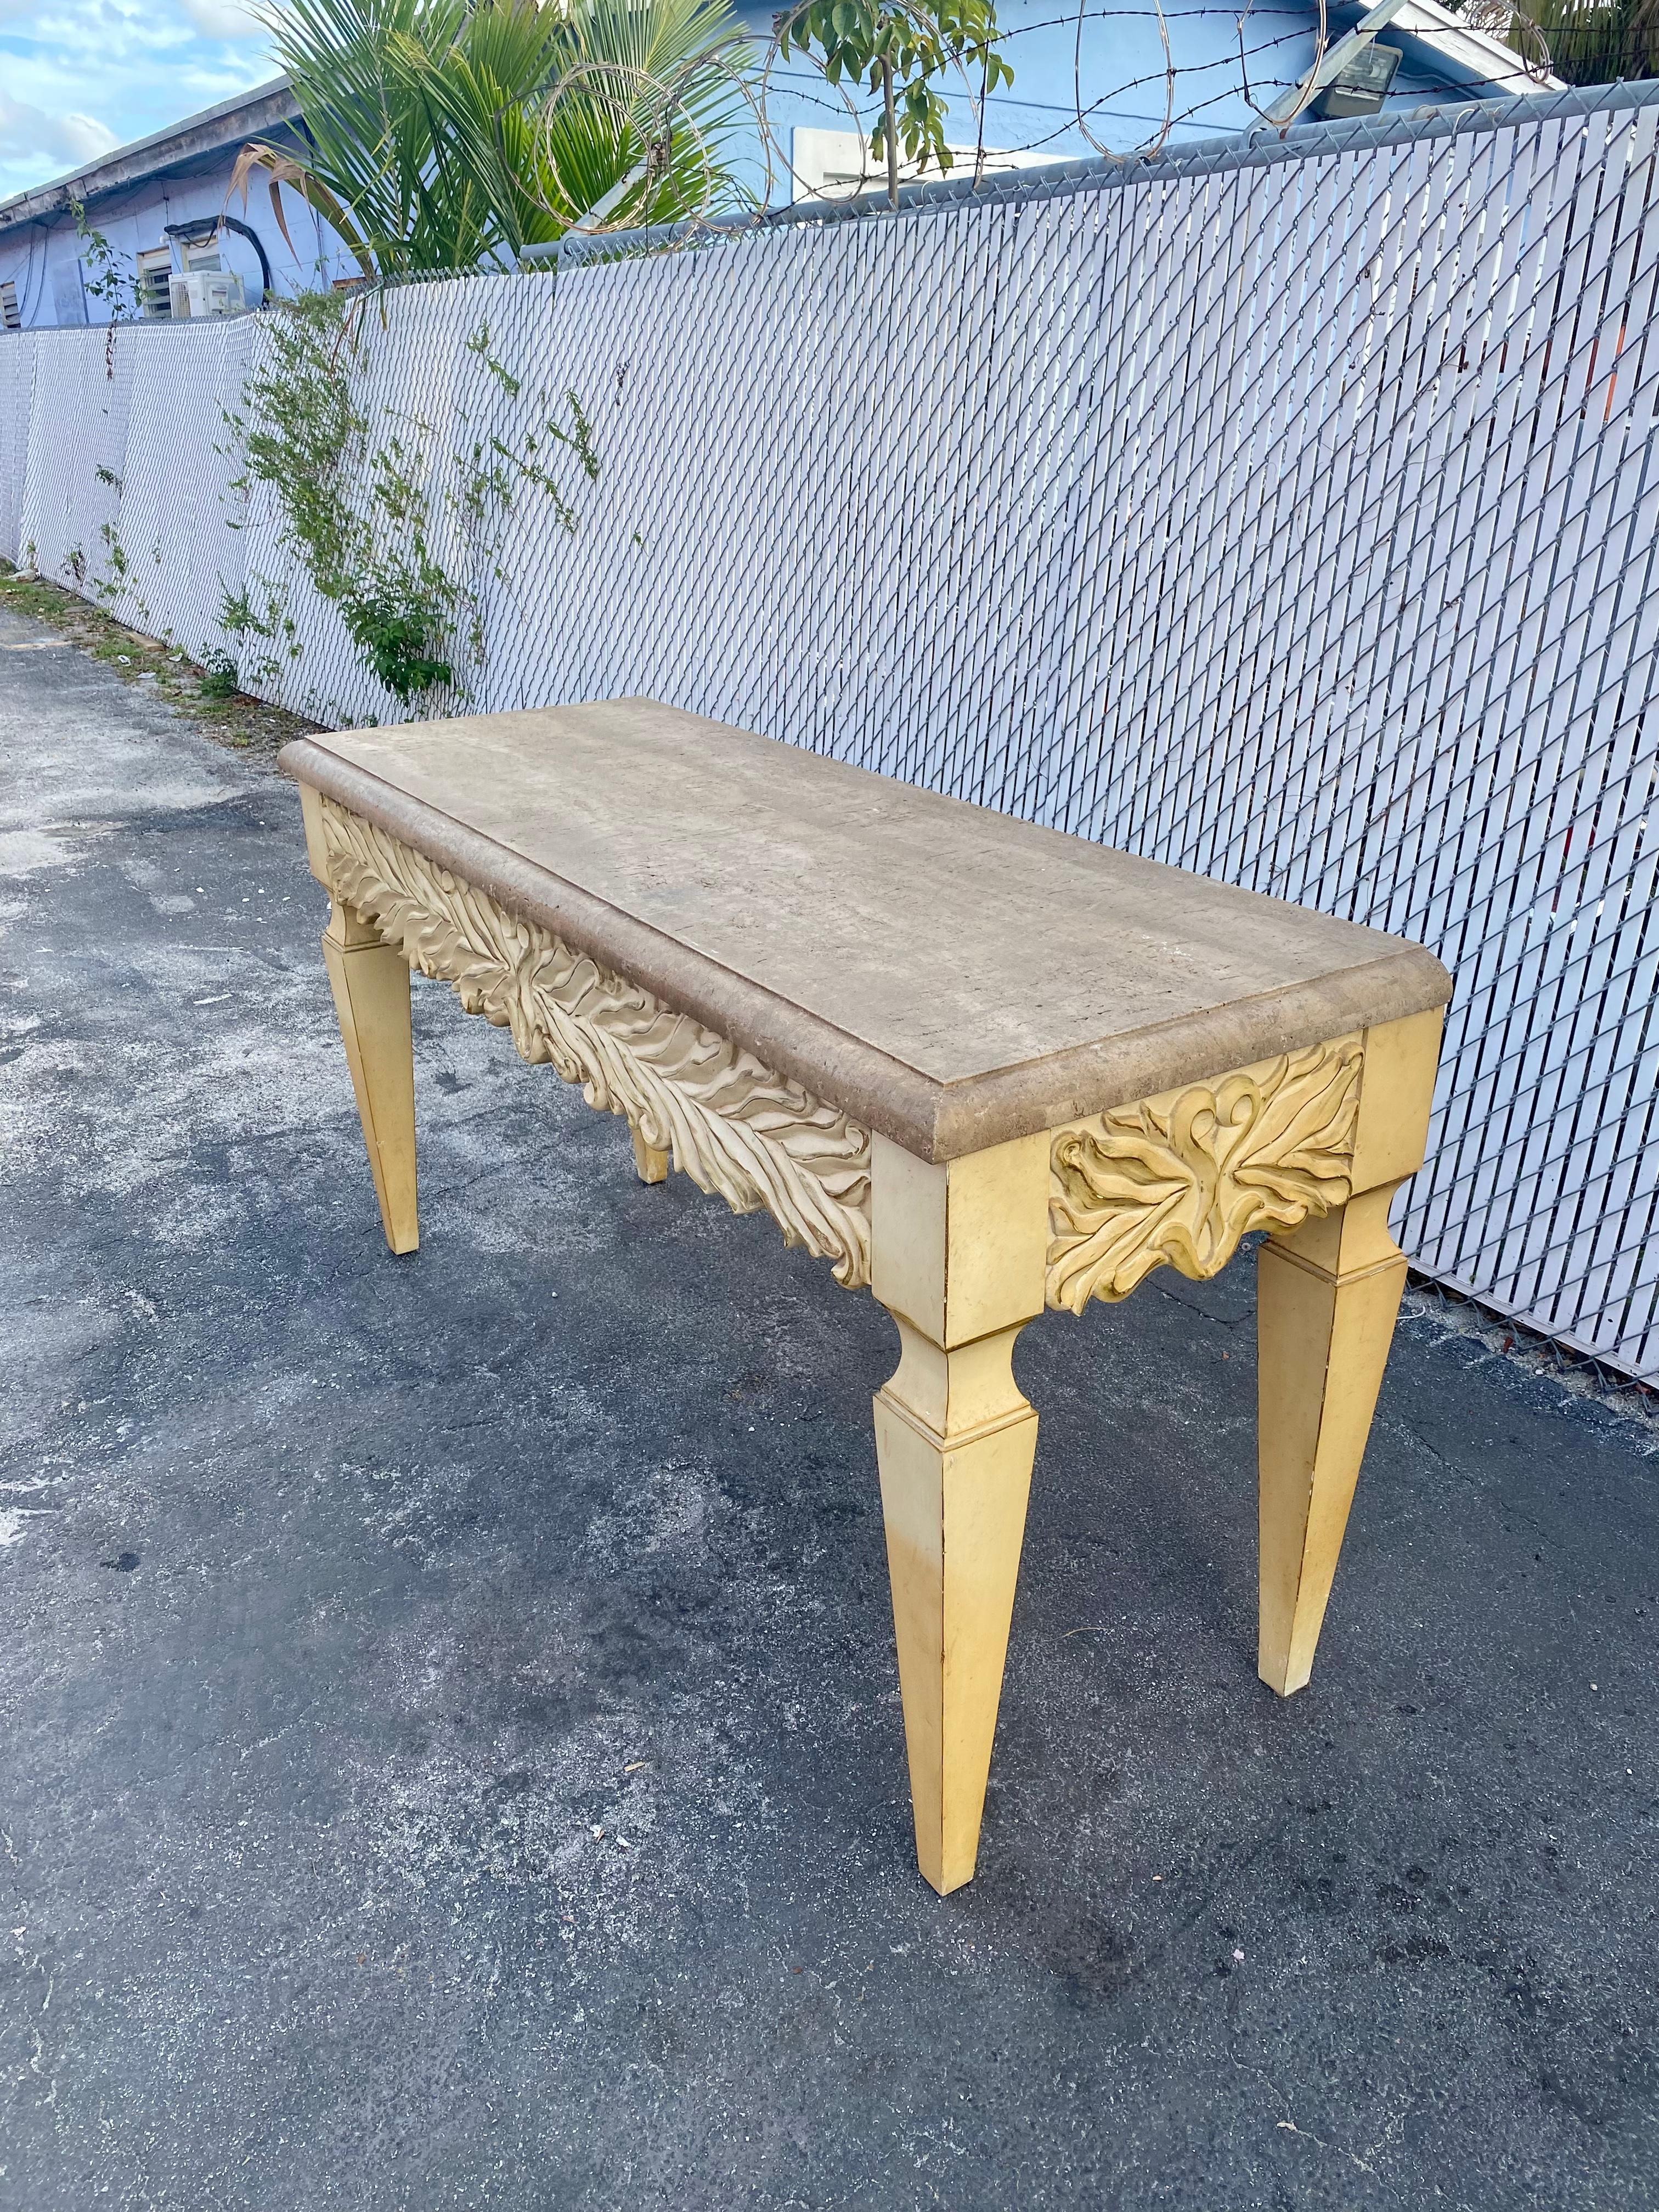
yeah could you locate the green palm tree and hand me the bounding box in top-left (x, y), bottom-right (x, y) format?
top-left (235, 0), bottom-right (751, 278)
top-left (1487, 0), bottom-right (1659, 85)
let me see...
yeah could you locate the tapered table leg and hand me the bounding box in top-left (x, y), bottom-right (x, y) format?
top-left (1257, 1190), bottom-right (1406, 1692)
top-left (870, 1131), bottom-right (1049, 1894)
top-left (630, 1124), bottom-right (670, 1183)
top-left (1256, 1007), bottom-right (1443, 1695)
top-left (320, 898), bottom-right (419, 1255)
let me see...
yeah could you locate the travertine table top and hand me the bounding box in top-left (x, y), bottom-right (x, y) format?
top-left (280, 700), bottom-right (1451, 1160)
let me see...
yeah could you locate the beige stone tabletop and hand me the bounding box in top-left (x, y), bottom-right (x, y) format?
top-left (280, 700), bottom-right (1451, 1160)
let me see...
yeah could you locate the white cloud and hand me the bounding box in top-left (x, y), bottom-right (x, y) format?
top-left (0, 89), bottom-right (118, 172)
top-left (55, 107), bottom-right (119, 160)
top-left (178, 0), bottom-right (264, 36)
top-left (0, 3), bottom-right (279, 194)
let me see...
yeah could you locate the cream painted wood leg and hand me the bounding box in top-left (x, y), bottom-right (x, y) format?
top-left (1257, 1187), bottom-right (1408, 1692)
top-left (1256, 1008), bottom-right (1443, 1695)
top-left (870, 1131), bottom-right (1051, 1894)
top-left (630, 1125), bottom-right (670, 1184)
top-left (320, 897), bottom-right (419, 1256)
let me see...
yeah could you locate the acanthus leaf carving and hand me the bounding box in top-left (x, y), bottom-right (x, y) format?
top-left (318, 797), bottom-right (872, 1288)
top-left (1045, 1036), bottom-right (1363, 1312)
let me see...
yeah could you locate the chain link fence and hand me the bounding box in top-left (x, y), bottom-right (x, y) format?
top-left (3, 82), bottom-right (1657, 1383)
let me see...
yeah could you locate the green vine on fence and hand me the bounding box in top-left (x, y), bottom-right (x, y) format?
top-left (227, 291), bottom-right (600, 708)
top-left (218, 581), bottom-right (299, 695)
top-left (93, 522), bottom-right (131, 606)
top-left (70, 197), bottom-right (139, 380)
top-left (69, 199), bottom-right (138, 320)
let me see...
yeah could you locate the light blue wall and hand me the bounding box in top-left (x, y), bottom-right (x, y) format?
top-left (725, 0), bottom-right (1483, 199)
top-left (731, 0), bottom-right (1289, 177)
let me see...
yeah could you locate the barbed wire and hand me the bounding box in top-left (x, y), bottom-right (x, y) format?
top-left (518, 0), bottom-right (1560, 242)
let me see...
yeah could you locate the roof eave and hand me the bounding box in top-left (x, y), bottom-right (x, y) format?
top-left (1385, 0), bottom-right (1566, 91)
top-left (0, 75), bottom-right (300, 236)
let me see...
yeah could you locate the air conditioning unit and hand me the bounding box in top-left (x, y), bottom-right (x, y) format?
top-left (168, 270), bottom-right (245, 319)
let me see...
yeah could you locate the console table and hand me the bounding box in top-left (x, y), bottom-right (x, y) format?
top-left (280, 701), bottom-right (1451, 1895)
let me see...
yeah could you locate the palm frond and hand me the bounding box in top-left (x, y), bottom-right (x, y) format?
top-left (245, 0), bottom-right (752, 276)
top-left (1494, 0), bottom-right (1659, 84)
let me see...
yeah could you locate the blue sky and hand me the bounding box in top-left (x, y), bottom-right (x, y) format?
top-left (0, 1), bottom-right (275, 200)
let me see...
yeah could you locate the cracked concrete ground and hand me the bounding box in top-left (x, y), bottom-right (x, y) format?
top-left (2, 601), bottom-right (1656, 2211)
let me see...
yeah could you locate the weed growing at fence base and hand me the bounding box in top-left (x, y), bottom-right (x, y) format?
top-left (199, 648), bottom-right (240, 699)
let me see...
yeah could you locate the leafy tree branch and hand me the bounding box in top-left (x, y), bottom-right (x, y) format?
top-left (774, 0), bottom-right (1013, 208)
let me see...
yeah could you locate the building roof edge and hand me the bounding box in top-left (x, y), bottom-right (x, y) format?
top-left (0, 75), bottom-right (298, 235)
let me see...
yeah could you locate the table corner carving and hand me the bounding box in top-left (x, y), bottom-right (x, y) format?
top-left (314, 795), bottom-right (874, 1286)
top-left (1043, 1034), bottom-right (1364, 1312)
